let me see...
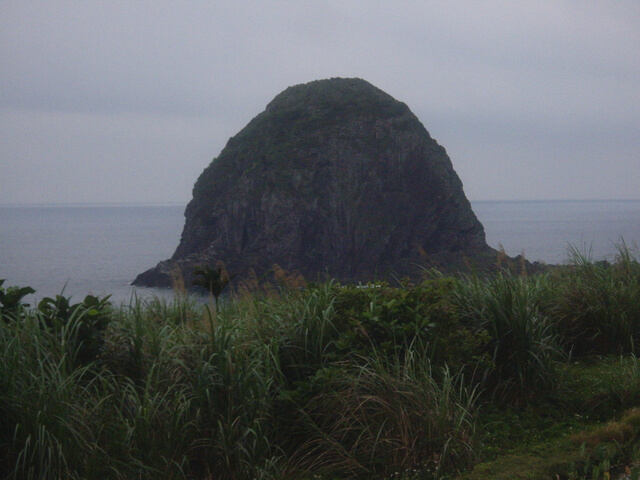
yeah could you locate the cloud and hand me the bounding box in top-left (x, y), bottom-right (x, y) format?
top-left (1, 1), bottom-right (639, 203)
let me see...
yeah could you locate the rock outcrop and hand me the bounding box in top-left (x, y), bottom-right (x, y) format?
top-left (134, 78), bottom-right (495, 288)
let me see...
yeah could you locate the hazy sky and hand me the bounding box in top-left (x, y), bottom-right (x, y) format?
top-left (1, 1), bottom-right (638, 205)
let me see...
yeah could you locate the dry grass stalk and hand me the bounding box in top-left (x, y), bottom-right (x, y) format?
top-left (170, 264), bottom-right (186, 296)
top-left (272, 264), bottom-right (307, 290)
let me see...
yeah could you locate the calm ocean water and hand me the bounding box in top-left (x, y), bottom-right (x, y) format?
top-left (0, 204), bottom-right (185, 306)
top-left (1, 200), bottom-right (639, 306)
top-left (473, 200), bottom-right (640, 265)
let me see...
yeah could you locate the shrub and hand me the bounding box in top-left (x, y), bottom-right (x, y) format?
top-left (36, 293), bottom-right (113, 365)
top-left (0, 280), bottom-right (34, 321)
top-left (332, 278), bottom-right (487, 372)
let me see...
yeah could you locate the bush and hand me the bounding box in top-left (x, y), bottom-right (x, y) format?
top-left (332, 278), bottom-right (487, 372)
top-left (0, 279), bottom-right (34, 321)
top-left (36, 293), bottom-right (113, 365)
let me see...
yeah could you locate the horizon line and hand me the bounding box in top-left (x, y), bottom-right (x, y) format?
top-left (0, 201), bottom-right (188, 208)
top-left (2, 198), bottom-right (640, 208)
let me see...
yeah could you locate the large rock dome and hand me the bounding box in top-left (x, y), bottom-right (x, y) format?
top-left (134, 78), bottom-right (494, 287)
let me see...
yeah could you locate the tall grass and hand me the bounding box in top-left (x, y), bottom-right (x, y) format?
top-left (261, 282), bottom-right (340, 385)
top-left (0, 285), bottom-right (488, 479)
top-left (554, 242), bottom-right (640, 355)
top-left (183, 307), bottom-right (286, 479)
top-left (289, 349), bottom-right (479, 478)
top-left (0, 315), bottom-right (112, 479)
top-left (454, 273), bottom-right (564, 401)
top-left (0, 294), bottom-right (277, 480)
top-left (5, 251), bottom-right (640, 479)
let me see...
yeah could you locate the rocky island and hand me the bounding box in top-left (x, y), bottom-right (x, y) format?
top-left (134, 78), bottom-right (496, 287)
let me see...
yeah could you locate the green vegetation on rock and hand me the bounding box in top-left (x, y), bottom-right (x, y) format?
top-left (134, 78), bottom-right (493, 289)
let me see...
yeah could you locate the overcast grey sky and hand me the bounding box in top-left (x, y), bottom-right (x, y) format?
top-left (1, 1), bottom-right (638, 205)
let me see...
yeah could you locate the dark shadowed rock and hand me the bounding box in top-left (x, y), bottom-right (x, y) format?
top-left (133, 78), bottom-right (496, 288)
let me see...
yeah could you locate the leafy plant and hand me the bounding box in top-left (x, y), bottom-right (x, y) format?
top-left (332, 279), bottom-right (487, 371)
top-left (192, 262), bottom-right (236, 312)
top-left (36, 293), bottom-right (112, 365)
top-left (0, 279), bottom-right (35, 321)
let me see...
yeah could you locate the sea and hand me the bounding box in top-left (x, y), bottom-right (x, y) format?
top-left (1, 200), bottom-right (639, 307)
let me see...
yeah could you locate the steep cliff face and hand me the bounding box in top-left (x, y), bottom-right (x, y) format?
top-left (134, 78), bottom-right (494, 287)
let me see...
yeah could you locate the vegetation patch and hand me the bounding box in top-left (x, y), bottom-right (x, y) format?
top-left (2, 243), bottom-right (640, 479)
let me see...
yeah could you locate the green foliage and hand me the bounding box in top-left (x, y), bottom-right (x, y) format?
top-left (264, 281), bottom-right (341, 384)
top-left (566, 409), bottom-right (640, 480)
top-left (454, 273), bottom-right (564, 402)
top-left (192, 262), bottom-right (236, 311)
top-left (36, 293), bottom-right (112, 365)
top-left (0, 315), bottom-right (102, 479)
top-left (0, 279), bottom-right (35, 321)
top-left (5, 262), bottom-right (640, 479)
top-left (185, 323), bottom-right (283, 479)
top-left (559, 355), bottom-right (640, 420)
top-left (332, 279), bottom-right (487, 372)
top-left (290, 353), bottom-right (479, 478)
top-left (554, 242), bottom-right (640, 355)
